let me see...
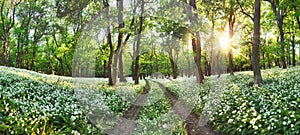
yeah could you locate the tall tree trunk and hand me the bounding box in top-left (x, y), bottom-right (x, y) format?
top-left (279, 25), bottom-right (287, 68)
top-left (16, 40), bottom-right (23, 68)
top-left (25, 48), bottom-right (30, 69)
top-left (103, 0), bottom-right (115, 86)
top-left (228, 5), bottom-right (235, 75)
top-left (117, 0), bottom-right (126, 82)
top-left (189, 0), bottom-right (204, 84)
top-left (208, 20), bottom-right (214, 76)
top-left (169, 57), bottom-right (178, 79)
top-left (131, 40), bottom-right (136, 80)
top-left (204, 54), bottom-right (210, 76)
top-left (168, 46), bottom-right (178, 79)
top-left (149, 54), bottom-right (153, 78)
top-left (119, 46), bottom-right (127, 82)
top-left (287, 43), bottom-right (291, 66)
top-left (193, 33), bottom-right (204, 83)
top-left (112, 52), bottom-right (119, 84)
top-left (103, 60), bottom-right (107, 77)
top-left (267, 43), bottom-right (271, 69)
top-left (291, 32), bottom-right (296, 66)
top-left (252, 0), bottom-right (263, 86)
top-left (262, 51), bottom-right (265, 69)
top-left (266, 0), bottom-right (287, 68)
top-left (31, 43), bottom-right (37, 70)
top-left (155, 52), bottom-right (159, 73)
top-left (134, 0), bottom-right (145, 85)
top-left (59, 58), bottom-right (64, 75)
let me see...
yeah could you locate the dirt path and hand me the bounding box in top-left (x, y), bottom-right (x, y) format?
top-left (152, 81), bottom-right (221, 135)
top-left (108, 80), bottom-right (150, 135)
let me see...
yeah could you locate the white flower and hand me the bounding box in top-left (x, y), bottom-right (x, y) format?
top-left (283, 121), bottom-right (287, 125)
top-left (71, 116), bottom-right (76, 121)
top-left (228, 119), bottom-right (234, 123)
top-left (250, 118), bottom-right (256, 126)
top-left (242, 119), bottom-right (247, 123)
top-left (257, 115), bottom-right (261, 120)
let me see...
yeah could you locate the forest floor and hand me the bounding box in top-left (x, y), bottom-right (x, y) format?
top-left (153, 81), bottom-right (221, 135)
top-left (1, 66), bottom-right (300, 134)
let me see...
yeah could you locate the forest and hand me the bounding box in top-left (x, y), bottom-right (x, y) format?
top-left (0, 0), bottom-right (300, 134)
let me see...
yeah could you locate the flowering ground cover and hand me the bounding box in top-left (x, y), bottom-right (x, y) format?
top-left (165, 67), bottom-right (300, 134)
top-left (134, 82), bottom-right (185, 134)
top-left (0, 67), bottom-right (143, 134)
top-left (1, 66), bottom-right (299, 134)
top-left (211, 67), bottom-right (300, 134)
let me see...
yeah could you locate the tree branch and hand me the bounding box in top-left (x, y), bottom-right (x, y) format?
top-left (236, 0), bottom-right (254, 22)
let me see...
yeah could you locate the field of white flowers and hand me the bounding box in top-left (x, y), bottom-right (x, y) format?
top-left (164, 67), bottom-right (300, 134)
top-left (0, 66), bottom-right (144, 134)
top-left (210, 67), bottom-right (300, 134)
top-left (1, 66), bottom-right (299, 134)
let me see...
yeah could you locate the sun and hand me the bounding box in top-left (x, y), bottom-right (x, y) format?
top-left (218, 34), bottom-right (230, 50)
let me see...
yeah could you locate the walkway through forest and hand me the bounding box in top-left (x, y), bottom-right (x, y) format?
top-left (109, 80), bottom-right (221, 135)
top-left (153, 81), bottom-right (221, 135)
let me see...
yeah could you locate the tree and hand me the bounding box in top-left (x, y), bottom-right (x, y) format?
top-left (133, 0), bottom-right (145, 84)
top-left (0, 0), bottom-right (20, 66)
top-left (252, 0), bottom-right (263, 86)
top-left (227, 0), bottom-right (236, 76)
top-left (237, 0), bottom-right (263, 85)
top-left (264, 0), bottom-right (289, 68)
top-left (188, 0), bottom-right (204, 84)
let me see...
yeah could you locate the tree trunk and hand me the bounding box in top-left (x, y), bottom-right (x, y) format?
top-left (262, 51), bottom-right (265, 69)
top-left (267, 0), bottom-right (287, 69)
top-left (119, 46), bottom-right (127, 82)
top-left (169, 57), bottom-right (178, 79)
top-left (103, 0), bottom-right (115, 86)
top-left (31, 44), bottom-right (37, 70)
top-left (267, 49), bottom-right (271, 69)
top-left (112, 51), bottom-right (120, 83)
top-left (189, 0), bottom-right (204, 84)
top-left (291, 32), bottom-right (296, 66)
top-left (131, 41), bottom-right (136, 80)
top-left (117, 0), bottom-right (127, 83)
top-left (252, 0), bottom-right (263, 86)
top-left (25, 48), bottom-right (30, 69)
top-left (228, 6), bottom-right (235, 76)
top-left (59, 58), bottom-right (64, 75)
top-left (2, 40), bottom-right (8, 66)
top-left (16, 42), bottom-right (23, 68)
top-left (103, 60), bottom-right (107, 77)
top-left (297, 17), bottom-right (300, 30)
top-left (192, 33), bottom-right (204, 83)
top-left (134, 0), bottom-right (145, 84)
top-left (279, 26), bottom-right (287, 68)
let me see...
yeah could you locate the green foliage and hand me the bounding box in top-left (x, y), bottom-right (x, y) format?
top-left (211, 67), bottom-right (300, 134)
top-left (0, 66), bottom-right (144, 134)
top-left (134, 82), bottom-right (185, 134)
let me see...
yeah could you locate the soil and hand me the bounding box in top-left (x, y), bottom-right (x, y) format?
top-left (108, 80), bottom-right (221, 135)
top-left (108, 80), bottom-right (150, 135)
top-left (153, 81), bottom-right (222, 135)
